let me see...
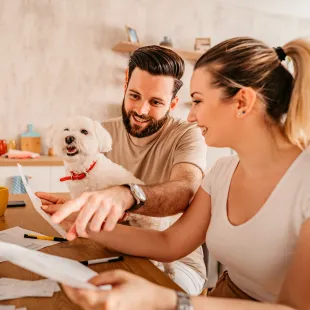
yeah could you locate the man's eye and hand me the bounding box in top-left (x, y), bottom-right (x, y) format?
top-left (81, 129), bottom-right (88, 135)
top-left (151, 100), bottom-right (162, 106)
top-left (64, 128), bottom-right (69, 131)
top-left (129, 93), bottom-right (139, 100)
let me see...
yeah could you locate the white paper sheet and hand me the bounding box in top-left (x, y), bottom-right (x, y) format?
top-left (0, 306), bottom-right (26, 310)
top-left (17, 164), bottom-right (67, 238)
top-left (0, 227), bottom-right (59, 263)
top-left (0, 278), bottom-right (60, 301)
top-left (0, 241), bottom-right (112, 291)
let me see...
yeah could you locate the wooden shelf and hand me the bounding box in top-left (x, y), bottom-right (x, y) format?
top-left (112, 41), bottom-right (204, 62)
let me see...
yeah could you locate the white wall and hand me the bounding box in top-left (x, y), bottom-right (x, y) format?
top-left (0, 0), bottom-right (309, 161)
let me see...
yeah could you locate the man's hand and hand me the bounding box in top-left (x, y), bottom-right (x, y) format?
top-left (51, 186), bottom-right (135, 240)
top-left (35, 192), bottom-right (76, 232)
top-left (63, 270), bottom-right (177, 310)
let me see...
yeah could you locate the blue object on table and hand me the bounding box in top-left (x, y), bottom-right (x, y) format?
top-left (11, 176), bottom-right (28, 194)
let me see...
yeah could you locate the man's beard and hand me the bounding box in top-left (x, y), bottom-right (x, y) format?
top-left (122, 100), bottom-right (169, 138)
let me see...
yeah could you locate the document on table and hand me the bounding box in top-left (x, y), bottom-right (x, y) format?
top-left (17, 164), bottom-right (67, 238)
top-left (0, 307), bottom-right (26, 310)
top-left (0, 278), bottom-right (60, 301)
top-left (0, 226), bottom-right (59, 263)
top-left (0, 241), bottom-right (112, 290)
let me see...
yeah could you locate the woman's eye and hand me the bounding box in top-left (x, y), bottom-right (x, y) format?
top-left (64, 128), bottom-right (69, 131)
top-left (81, 129), bottom-right (88, 135)
top-left (193, 100), bottom-right (201, 105)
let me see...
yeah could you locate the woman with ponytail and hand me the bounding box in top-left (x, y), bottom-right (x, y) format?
top-left (61, 37), bottom-right (310, 310)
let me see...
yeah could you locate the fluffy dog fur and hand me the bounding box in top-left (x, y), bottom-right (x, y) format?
top-left (46, 116), bottom-right (174, 278)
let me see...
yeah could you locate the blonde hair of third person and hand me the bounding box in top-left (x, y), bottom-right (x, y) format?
top-left (55, 36), bottom-right (310, 310)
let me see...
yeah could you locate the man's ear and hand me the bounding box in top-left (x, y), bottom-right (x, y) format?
top-left (45, 124), bottom-right (55, 148)
top-left (170, 96), bottom-right (179, 111)
top-left (124, 68), bottom-right (129, 93)
top-left (94, 121), bottom-right (113, 153)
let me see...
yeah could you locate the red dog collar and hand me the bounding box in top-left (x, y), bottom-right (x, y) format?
top-left (60, 161), bottom-right (97, 182)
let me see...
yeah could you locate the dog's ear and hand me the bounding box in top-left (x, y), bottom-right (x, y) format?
top-left (45, 124), bottom-right (55, 148)
top-left (94, 121), bottom-right (112, 153)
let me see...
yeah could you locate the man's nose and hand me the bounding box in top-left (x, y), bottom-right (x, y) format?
top-left (65, 136), bottom-right (75, 144)
top-left (135, 100), bottom-right (150, 115)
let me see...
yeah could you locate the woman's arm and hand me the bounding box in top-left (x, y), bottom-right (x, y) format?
top-left (63, 270), bottom-right (296, 310)
top-left (277, 218), bottom-right (310, 309)
top-left (88, 186), bottom-right (211, 262)
top-left (191, 296), bottom-right (294, 310)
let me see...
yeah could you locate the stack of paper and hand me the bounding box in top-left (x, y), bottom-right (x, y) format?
top-left (0, 278), bottom-right (60, 301)
top-left (0, 241), bottom-right (111, 291)
top-left (0, 227), bottom-right (59, 263)
top-left (0, 306), bottom-right (26, 310)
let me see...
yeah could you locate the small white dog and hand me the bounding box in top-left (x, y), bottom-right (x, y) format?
top-left (46, 116), bottom-right (174, 278)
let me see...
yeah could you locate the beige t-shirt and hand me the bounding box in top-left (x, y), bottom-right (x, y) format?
top-left (202, 149), bottom-right (310, 302)
top-left (103, 116), bottom-right (207, 279)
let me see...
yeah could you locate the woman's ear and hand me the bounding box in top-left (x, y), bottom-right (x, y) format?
top-left (235, 87), bottom-right (257, 117)
top-left (94, 121), bottom-right (113, 153)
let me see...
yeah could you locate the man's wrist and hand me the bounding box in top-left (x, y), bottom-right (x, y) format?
top-left (120, 185), bottom-right (136, 211)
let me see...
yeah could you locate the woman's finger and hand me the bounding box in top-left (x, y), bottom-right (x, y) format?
top-left (36, 192), bottom-right (64, 204)
top-left (41, 204), bottom-right (62, 215)
top-left (89, 270), bottom-right (132, 286)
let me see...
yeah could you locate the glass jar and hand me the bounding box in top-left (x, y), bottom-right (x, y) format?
top-left (8, 140), bottom-right (16, 150)
top-left (0, 140), bottom-right (7, 155)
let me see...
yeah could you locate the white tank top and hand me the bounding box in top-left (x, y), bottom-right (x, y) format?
top-left (202, 148), bottom-right (310, 302)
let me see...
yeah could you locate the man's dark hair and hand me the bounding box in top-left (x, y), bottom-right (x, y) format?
top-left (127, 45), bottom-right (185, 98)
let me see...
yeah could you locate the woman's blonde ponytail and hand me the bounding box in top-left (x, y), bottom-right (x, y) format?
top-left (283, 39), bottom-right (310, 149)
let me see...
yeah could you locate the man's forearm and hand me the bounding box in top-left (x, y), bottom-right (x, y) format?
top-left (133, 180), bottom-right (197, 217)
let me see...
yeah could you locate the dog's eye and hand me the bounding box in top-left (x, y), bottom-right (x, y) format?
top-left (64, 128), bottom-right (69, 131)
top-left (81, 129), bottom-right (88, 135)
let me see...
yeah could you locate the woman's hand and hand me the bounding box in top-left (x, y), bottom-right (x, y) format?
top-left (63, 270), bottom-right (177, 310)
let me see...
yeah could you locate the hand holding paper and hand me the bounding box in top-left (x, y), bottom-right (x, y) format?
top-left (17, 164), bottom-right (67, 238)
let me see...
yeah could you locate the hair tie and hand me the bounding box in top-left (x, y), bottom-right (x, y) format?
top-left (273, 47), bottom-right (287, 61)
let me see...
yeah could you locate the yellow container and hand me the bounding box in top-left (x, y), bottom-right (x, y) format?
top-left (0, 186), bottom-right (9, 216)
top-left (21, 136), bottom-right (41, 154)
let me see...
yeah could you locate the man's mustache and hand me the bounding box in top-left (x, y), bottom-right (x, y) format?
top-left (130, 111), bottom-right (152, 121)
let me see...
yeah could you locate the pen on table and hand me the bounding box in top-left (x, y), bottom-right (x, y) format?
top-left (24, 233), bottom-right (68, 242)
top-left (80, 256), bottom-right (124, 266)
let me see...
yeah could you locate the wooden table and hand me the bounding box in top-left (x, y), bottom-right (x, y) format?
top-left (0, 194), bottom-right (181, 309)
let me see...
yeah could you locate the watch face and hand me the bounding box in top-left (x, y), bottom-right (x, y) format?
top-left (132, 184), bottom-right (146, 201)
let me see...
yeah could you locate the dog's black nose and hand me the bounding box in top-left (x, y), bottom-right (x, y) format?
top-left (65, 136), bottom-right (75, 144)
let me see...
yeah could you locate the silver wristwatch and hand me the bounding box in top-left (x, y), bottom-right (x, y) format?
top-left (123, 183), bottom-right (146, 211)
top-left (176, 291), bottom-right (193, 310)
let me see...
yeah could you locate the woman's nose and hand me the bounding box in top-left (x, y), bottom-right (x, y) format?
top-left (187, 105), bottom-right (197, 123)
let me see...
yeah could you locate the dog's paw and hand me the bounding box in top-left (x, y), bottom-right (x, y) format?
top-left (163, 263), bottom-right (175, 280)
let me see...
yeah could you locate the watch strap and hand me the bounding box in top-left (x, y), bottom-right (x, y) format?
top-left (122, 184), bottom-right (144, 212)
top-left (176, 291), bottom-right (193, 310)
